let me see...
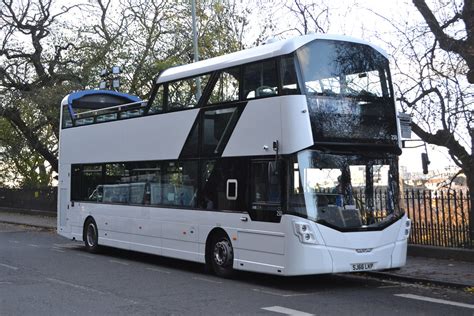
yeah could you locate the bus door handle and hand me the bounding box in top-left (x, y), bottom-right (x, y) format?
top-left (240, 217), bottom-right (248, 222)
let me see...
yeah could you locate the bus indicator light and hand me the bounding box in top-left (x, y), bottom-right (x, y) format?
top-left (293, 221), bottom-right (318, 244)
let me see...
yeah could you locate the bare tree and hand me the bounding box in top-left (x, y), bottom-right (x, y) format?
top-left (0, 0), bottom-right (251, 186)
top-left (412, 0), bottom-right (474, 84)
top-left (373, 0), bottom-right (474, 241)
top-left (285, 0), bottom-right (330, 35)
top-left (0, 0), bottom-right (84, 173)
top-left (122, 0), bottom-right (172, 95)
top-left (0, 0), bottom-right (133, 178)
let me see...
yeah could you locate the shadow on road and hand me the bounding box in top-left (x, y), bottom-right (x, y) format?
top-left (71, 243), bottom-right (381, 293)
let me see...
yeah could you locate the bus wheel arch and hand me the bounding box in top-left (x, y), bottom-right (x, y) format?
top-left (205, 228), bottom-right (234, 278)
top-left (83, 216), bottom-right (100, 253)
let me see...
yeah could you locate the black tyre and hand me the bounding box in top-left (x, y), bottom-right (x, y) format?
top-left (84, 219), bottom-right (100, 253)
top-left (210, 233), bottom-right (234, 278)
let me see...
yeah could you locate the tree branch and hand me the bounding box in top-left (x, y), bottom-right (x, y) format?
top-left (411, 121), bottom-right (471, 173)
top-left (0, 107), bottom-right (58, 172)
top-left (412, 0), bottom-right (474, 83)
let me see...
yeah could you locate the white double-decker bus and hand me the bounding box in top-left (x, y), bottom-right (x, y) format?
top-left (58, 34), bottom-right (411, 277)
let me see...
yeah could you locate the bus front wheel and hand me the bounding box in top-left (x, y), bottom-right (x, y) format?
top-left (84, 219), bottom-right (100, 253)
top-left (210, 233), bottom-right (234, 278)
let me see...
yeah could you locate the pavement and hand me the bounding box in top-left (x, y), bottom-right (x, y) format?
top-left (369, 257), bottom-right (474, 289)
top-left (0, 208), bottom-right (56, 229)
top-left (1, 208), bottom-right (473, 290)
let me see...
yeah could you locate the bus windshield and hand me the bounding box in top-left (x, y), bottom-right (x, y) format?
top-left (296, 40), bottom-right (398, 146)
top-left (297, 39), bottom-right (391, 99)
top-left (288, 150), bottom-right (402, 231)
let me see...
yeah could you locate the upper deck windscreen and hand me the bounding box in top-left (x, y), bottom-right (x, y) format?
top-left (297, 40), bottom-right (398, 149)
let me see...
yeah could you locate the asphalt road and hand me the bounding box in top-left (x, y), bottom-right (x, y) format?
top-left (1, 223), bottom-right (473, 316)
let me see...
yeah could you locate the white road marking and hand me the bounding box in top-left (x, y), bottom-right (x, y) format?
top-left (395, 294), bottom-right (474, 310)
top-left (192, 277), bottom-right (222, 284)
top-left (8, 240), bottom-right (20, 244)
top-left (0, 263), bottom-right (19, 271)
top-left (46, 278), bottom-right (106, 295)
top-left (253, 288), bottom-right (312, 297)
top-left (262, 306), bottom-right (314, 316)
top-left (109, 259), bottom-right (129, 266)
top-left (28, 244), bottom-right (40, 248)
top-left (146, 267), bottom-right (171, 274)
top-left (77, 253), bottom-right (95, 259)
top-left (0, 281), bottom-right (12, 285)
top-left (51, 249), bottom-right (66, 253)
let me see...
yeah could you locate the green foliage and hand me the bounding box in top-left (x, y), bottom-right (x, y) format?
top-left (0, 117), bottom-right (52, 188)
top-left (0, 0), bottom-right (250, 188)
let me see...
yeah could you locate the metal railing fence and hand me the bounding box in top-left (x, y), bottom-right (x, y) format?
top-left (404, 189), bottom-right (472, 248)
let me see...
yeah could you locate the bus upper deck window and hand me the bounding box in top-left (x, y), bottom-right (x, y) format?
top-left (244, 60), bottom-right (278, 99)
top-left (167, 74), bottom-right (210, 110)
top-left (149, 84), bottom-right (165, 114)
top-left (208, 68), bottom-right (240, 104)
top-left (281, 56), bottom-right (300, 95)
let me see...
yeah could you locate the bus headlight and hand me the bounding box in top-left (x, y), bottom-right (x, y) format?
top-left (405, 219), bottom-right (411, 236)
top-left (398, 218), bottom-right (411, 240)
top-left (293, 221), bottom-right (318, 244)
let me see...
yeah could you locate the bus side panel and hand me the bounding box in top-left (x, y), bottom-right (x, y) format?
top-left (222, 95), bottom-right (313, 157)
top-left (232, 219), bottom-right (287, 275)
top-left (161, 221), bottom-right (199, 261)
top-left (233, 229), bottom-right (286, 274)
top-left (194, 212), bottom-right (289, 273)
top-left (57, 162), bottom-right (72, 238)
top-left (57, 188), bottom-right (70, 237)
top-left (280, 95), bottom-right (313, 154)
top-left (60, 109), bottom-right (199, 164)
top-left (222, 98), bottom-right (282, 157)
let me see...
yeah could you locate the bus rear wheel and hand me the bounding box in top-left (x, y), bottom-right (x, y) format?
top-left (84, 219), bottom-right (100, 253)
top-left (210, 233), bottom-right (234, 278)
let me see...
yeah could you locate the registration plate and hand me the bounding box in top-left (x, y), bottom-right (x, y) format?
top-left (351, 263), bottom-right (374, 271)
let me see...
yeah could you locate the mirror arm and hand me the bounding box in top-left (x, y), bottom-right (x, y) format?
top-left (273, 140), bottom-right (279, 162)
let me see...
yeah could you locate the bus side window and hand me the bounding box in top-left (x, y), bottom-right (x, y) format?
top-left (251, 161), bottom-right (281, 204)
top-left (208, 68), bottom-right (240, 104)
top-left (148, 84), bottom-right (165, 114)
top-left (62, 105), bottom-right (73, 128)
top-left (199, 159), bottom-right (246, 211)
top-left (249, 160), bottom-right (282, 223)
top-left (71, 164), bottom-right (103, 202)
top-left (281, 56), bottom-right (300, 95)
top-left (244, 60), bottom-right (278, 99)
top-left (161, 161), bottom-right (198, 207)
top-left (167, 74), bottom-right (210, 110)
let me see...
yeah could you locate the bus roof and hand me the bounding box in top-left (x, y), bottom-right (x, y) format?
top-left (157, 34), bottom-right (388, 83)
top-left (61, 89), bottom-right (141, 108)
